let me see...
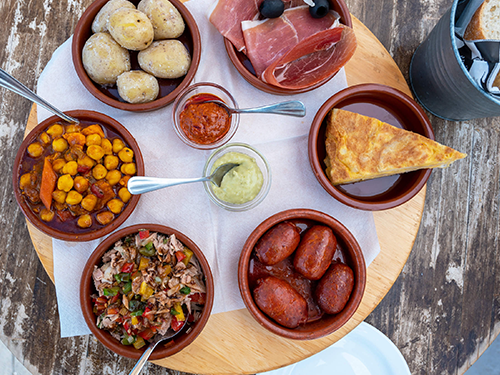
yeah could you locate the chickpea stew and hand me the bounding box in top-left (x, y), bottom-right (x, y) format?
top-left (15, 116), bottom-right (142, 239)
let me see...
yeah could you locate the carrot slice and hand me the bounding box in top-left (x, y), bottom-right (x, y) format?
top-left (40, 157), bottom-right (57, 210)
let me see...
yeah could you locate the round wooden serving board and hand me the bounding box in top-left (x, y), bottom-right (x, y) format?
top-left (24, 16), bottom-right (425, 374)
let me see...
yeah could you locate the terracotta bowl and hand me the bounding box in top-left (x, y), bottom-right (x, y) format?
top-left (224, 0), bottom-right (352, 95)
top-left (72, 0), bottom-right (201, 112)
top-left (80, 223), bottom-right (214, 360)
top-left (13, 110), bottom-right (144, 241)
top-left (238, 209), bottom-right (366, 340)
top-left (308, 83), bottom-right (434, 211)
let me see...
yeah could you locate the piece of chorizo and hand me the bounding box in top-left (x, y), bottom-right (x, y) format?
top-left (293, 225), bottom-right (336, 280)
top-left (254, 222), bottom-right (301, 265)
top-left (315, 262), bottom-right (354, 314)
top-left (253, 276), bottom-right (308, 328)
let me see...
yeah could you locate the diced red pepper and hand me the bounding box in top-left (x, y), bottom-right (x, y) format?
top-left (139, 230), bottom-right (150, 239)
top-left (121, 263), bottom-right (134, 273)
top-left (109, 294), bottom-right (120, 305)
top-left (171, 316), bottom-right (184, 332)
top-left (77, 165), bottom-right (91, 175)
top-left (95, 296), bottom-right (108, 305)
top-left (190, 293), bottom-right (206, 304)
top-left (123, 321), bottom-right (132, 334)
top-left (142, 307), bottom-right (154, 320)
top-left (91, 183), bottom-right (104, 198)
top-left (175, 251), bottom-right (186, 262)
top-left (107, 307), bottom-right (120, 315)
top-left (138, 328), bottom-right (155, 341)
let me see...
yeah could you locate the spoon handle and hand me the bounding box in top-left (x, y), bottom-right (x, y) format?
top-left (127, 176), bottom-right (209, 195)
top-left (128, 343), bottom-right (157, 375)
top-left (0, 68), bottom-right (79, 124)
top-left (237, 100), bottom-right (306, 117)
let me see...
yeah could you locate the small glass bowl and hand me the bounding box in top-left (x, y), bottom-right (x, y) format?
top-left (203, 143), bottom-right (272, 211)
top-left (172, 82), bottom-right (240, 149)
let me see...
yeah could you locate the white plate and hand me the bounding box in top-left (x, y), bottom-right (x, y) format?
top-left (259, 322), bottom-right (410, 375)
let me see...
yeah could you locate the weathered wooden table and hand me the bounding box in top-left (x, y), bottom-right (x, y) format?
top-left (1, 0), bottom-right (499, 374)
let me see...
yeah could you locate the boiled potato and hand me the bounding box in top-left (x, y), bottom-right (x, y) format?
top-left (116, 70), bottom-right (159, 103)
top-left (92, 0), bottom-right (136, 33)
top-left (82, 32), bottom-right (131, 85)
top-left (138, 40), bottom-right (190, 79)
top-left (108, 8), bottom-right (154, 51)
top-left (137, 0), bottom-right (185, 39)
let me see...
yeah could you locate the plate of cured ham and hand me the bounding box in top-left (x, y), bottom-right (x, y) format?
top-left (209, 0), bottom-right (356, 94)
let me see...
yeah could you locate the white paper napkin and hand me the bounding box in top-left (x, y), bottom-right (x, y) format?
top-left (36, 0), bottom-right (381, 337)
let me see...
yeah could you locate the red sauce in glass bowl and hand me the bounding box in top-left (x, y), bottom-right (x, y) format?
top-left (179, 93), bottom-right (231, 145)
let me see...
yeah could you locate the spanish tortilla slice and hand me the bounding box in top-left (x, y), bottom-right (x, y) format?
top-left (324, 109), bottom-right (466, 185)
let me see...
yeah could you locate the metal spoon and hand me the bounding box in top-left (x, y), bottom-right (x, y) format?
top-left (0, 68), bottom-right (79, 124)
top-left (127, 162), bottom-right (239, 195)
top-left (128, 313), bottom-right (189, 375)
top-left (205, 99), bottom-right (306, 117)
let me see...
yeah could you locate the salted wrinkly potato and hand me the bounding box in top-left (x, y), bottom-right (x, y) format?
top-left (82, 32), bottom-right (131, 85)
top-left (116, 70), bottom-right (159, 103)
top-left (138, 40), bottom-right (191, 79)
top-left (91, 0), bottom-right (136, 33)
top-left (137, 0), bottom-right (185, 39)
top-left (108, 8), bottom-right (154, 51)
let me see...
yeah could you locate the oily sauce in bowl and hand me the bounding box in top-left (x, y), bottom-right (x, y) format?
top-left (179, 93), bottom-right (231, 145)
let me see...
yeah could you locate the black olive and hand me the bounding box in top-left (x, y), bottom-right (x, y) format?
top-left (259, 0), bottom-right (285, 19)
top-left (309, 0), bottom-right (330, 18)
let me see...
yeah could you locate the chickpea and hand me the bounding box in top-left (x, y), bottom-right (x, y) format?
top-left (103, 155), bottom-right (118, 170)
top-left (57, 174), bottom-right (74, 192)
top-left (93, 164), bottom-right (108, 180)
top-left (118, 187), bottom-right (132, 203)
top-left (119, 175), bottom-right (131, 186)
top-left (52, 138), bottom-right (68, 152)
top-left (112, 139), bottom-right (125, 153)
top-left (39, 132), bottom-right (51, 145)
top-left (19, 173), bottom-right (32, 189)
top-left (27, 142), bottom-right (44, 158)
top-left (47, 124), bottom-right (64, 138)
top-left (66, 190), bottom-right (83, 205)
top-left (81, 194), bottom-right (98, 211)
top-left (78, 155), bottom-right (95, 169)
top-left (101, 139), bottom-right (113, 155)
top-left (97, 211), bottom-right (114, 225)
top-left (118, 147), bottom-right (134, 163)
top-left (74, 176), bottom-right (89, 193)
top-left (52, 190), bottom-right (67, 204)
top-left (106, 169), bottom-right (122, 185)
top-left (62, 160), bottom-right (78, 176)
top-left (108, 199), bottom-right (125, 214)
top-left (86, 134), bottom-right (102, 146)
top-left (120, 163), bottom-right (136, 175)
top-left (40, 209), bottom-right (55, 222)
top-left (65, 124), bottom-right (82, 133)
top-left (52, 159), bottom-right (66, 173)
top-left (77, 214), bottom-right (93, 228)
top-left (87, 145), bottom-right (105, 161)
top-left (82, 124), bottom-right (105, 138)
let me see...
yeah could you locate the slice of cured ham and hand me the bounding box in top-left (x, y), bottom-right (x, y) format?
top-left (261, 26), bottom-right (357, 90)
top-left (242, 6), bottom-right (339, 77)
top-left (209, 0), bottom-right (312, 53)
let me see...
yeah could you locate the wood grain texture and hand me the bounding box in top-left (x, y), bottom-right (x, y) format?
top-left (20, 15), bottom-right (426, 374)
top-left (1, 0), bottom-right (499, 374)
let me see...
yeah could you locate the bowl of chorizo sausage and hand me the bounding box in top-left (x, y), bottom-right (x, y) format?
top-left (238, 208), bottom-right (366, 340)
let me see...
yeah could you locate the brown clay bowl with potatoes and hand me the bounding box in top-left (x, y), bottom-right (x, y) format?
top-left (224, 0), bottom-right (353, 95)
top-left (80, 224), bottom-right (214, 359)
top-left (308, 83), bottom-right (434, 211)
top-left (238, 209), bottom-right (366, 340)
top-left (72, 0), bottom-right (201, 112)
top-left (13, 110), bottom-right (144, 241)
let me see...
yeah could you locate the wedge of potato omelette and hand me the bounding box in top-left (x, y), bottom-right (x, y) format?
top-left (324, 109), bottom-right (466, 185)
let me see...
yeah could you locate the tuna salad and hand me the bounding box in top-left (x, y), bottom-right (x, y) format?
top-left (92, 229), bottom-right (207, 349)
